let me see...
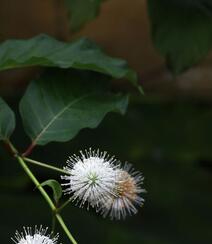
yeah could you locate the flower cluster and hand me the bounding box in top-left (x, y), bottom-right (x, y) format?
top-left (12, 226), bottom-right (59, 244)
top-left (62, 149), bottom-right (146, 219)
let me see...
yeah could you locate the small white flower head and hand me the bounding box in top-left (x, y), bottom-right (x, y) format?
top-left (101, 163), bottom-right (146, 220)
top-left (61, 148), bottom-right (119, 208)
top-left (11, 226), bottom-right (59, 244)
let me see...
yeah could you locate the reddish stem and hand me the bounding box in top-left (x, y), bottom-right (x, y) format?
top-left (3, 141), bottom-right (14, 156)
top-left (22, 142), bottom-right (36, 157)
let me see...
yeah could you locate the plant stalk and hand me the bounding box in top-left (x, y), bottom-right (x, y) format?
top-left (56, 214), bottom-right (77, 244)
top-left (58, 199), bottom-right (72, 213)
top-left (4, 139), bottom-right (18, 156)
top-left (16, 155), bottom-right (77, 244)
top-left (22, 142), bottom-right (36, 157)
top-left (23, 157), bottom-right (70, 175)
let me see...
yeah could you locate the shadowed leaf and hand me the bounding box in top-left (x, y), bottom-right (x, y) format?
top-left (148, 0), bottom-right (212, 74)
top-left (0, 97), bottom-right (15, 140)
top-left (65, 0), bottom-right (103, 31)
top-left (0, 34), bottom-right (139, 89)
top-left (41, 179), bottom-right (62, 203)
top-left (19, 71), bottom-right (128, 146)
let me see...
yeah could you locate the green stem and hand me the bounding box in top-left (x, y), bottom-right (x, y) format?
top-left (16, 155), bottom-right (77, 244)
top-left (16, 156), bottom-right (55, 211)
top-left (4, 139), bottom-right (18, 156)
top-left (56, 214), bottom-right (77, 244)
top-left (23, 157), bottom-right (70, 175)
top-left (58, 199), bottom-right (72, 212)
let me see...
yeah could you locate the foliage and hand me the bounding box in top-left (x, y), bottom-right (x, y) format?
top-left (65, 0), bottom-right (104, 31)
top-left (0, 32), bottom-right (133, 242)
top-left (0, 97), bottom-right (15, 141)
top-left (19, 70), bottom-right (128, 146)
top-left (0, 34), bottom-right (138, 88)
top-left (41, 179), bottom-right (62, 204)
top-left (148, 0), bottom-right (212, 74)
top-left (1, 1), bottom-right (212, 243)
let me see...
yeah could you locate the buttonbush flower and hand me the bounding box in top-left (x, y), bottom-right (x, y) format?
top-left (100, 163), bottom-right (146, 220)
top-left (62, 149), bottom-right (146, 219)
top-left (11, 226), bottom-right (59, 244)
top-left (61, 149), bottom-right (119, 208)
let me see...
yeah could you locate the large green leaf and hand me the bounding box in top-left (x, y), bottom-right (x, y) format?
top-left (19, 71), bottom-right (128, 146)
top-left (0, 34), bottom-right (139, 89)
top-left (148, 0), bottom-right (212, 74)
top-left (0, 97), bottom-right (15, 140)
top-left (65, 0), bottom-right (103, 31)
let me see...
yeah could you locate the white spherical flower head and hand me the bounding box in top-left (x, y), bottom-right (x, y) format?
top-left (12, 226), bottom-right (59, 244)
top-left (101, 163), bottom-right (146, 220)
top-left (61, 149), bottom-right (119, 208)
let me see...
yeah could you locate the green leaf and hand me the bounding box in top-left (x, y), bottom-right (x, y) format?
top-left (0, 97), bottom-right (15, 140)
top-left (19, 71), bottom-right (128, 146)
top-left (65, 0), bottom-right (103, 31)
top-left (148, 0), bottom-right (212, 74)
top-left (0, 34), bottom-right (139, 89)
top-left (40, 179), bottom-right (62, 203)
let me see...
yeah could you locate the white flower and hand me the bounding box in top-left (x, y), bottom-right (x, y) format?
top-left (100, 163), bottom-right (146, 220)
top-left (12, 226), bottom-right (59, 244)
top-left (61, 149), bottom-right (146, 219)
top-left (61, 149), bottom-right (119, 208)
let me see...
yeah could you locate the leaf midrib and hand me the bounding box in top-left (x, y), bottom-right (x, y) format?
top-left (32, 92), bottom-right (95, 144)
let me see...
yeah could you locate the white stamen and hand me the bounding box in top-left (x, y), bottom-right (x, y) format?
top-left (11, 226), bottom-right (59, 244)
top-left (100, 163), bottom-right (146, 220)
top-left (61, 148), bottom-right (119, 208)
